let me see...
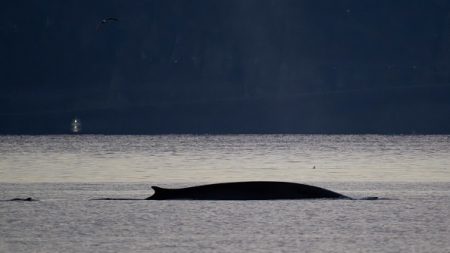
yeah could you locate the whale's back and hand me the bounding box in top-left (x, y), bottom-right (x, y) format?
top-left (147, 181), bottom-right (350, 200)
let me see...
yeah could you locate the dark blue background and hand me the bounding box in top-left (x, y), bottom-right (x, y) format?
top-left (1, 0), bottom-right (450, 134)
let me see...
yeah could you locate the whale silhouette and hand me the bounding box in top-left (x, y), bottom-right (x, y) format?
top-left (0, 197), bottom-right (37, 202)
top-left (145, 181), bottom-right (375, 200)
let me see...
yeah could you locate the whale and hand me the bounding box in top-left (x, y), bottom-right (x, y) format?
top-left (145, 181), bottom-right (374, 200)
top-left (0, 197), bottom-right (37, 202)
top-left (91, 182), bottom-right (378, 201)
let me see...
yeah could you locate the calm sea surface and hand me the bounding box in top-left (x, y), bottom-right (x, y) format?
top-left (1, 135), bottom-right (449, 252)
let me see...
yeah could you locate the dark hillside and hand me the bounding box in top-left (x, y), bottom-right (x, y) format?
top-left (1, 0), bottom-right (450, 133)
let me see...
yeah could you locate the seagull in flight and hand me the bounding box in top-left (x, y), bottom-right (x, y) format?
top-left (96, 17), bottom-right (119, 31)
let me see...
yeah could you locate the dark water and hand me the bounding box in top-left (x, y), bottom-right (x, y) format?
top-left (1, 135), bottom-right (449, 252)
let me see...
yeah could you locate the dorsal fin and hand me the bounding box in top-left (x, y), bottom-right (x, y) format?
top-left (151, 186), bottom-right (168, 192)
top-left (147, 186), bottom-right (171, 200)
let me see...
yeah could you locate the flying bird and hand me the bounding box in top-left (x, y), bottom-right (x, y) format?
top-left (96, 17), bottom-right (119, 31)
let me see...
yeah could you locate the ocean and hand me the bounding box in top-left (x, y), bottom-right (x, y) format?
top-left (1, 135), bottom-right (449, 252)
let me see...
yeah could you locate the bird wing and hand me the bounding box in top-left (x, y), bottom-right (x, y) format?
top-left (105, 17), bottom-right (119, 22)
top-left (96, 17), bottom-right (119, 31)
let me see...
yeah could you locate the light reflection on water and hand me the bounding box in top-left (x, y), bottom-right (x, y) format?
top-left (0, 135), bottom-right (449, 183)
top-left (0, 182), bottom-right (449, 253)
top-left (2, 135), bottom-right (450, 253)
